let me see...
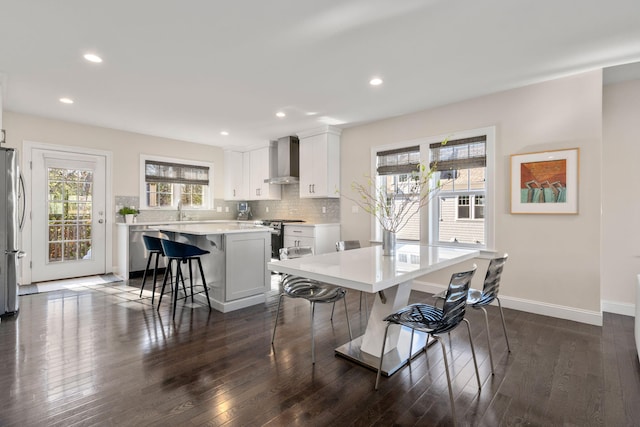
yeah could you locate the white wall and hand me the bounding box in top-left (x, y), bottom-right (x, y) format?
top-left (340, 70), bottom-right (603, 323)
top-left (602, 78), bottom-right (640, 315)
top-left (2, 111), bottom-right (226, 273)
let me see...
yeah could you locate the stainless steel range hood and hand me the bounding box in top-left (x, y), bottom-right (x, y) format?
top-left (265, 136), bottom-right (300, 184)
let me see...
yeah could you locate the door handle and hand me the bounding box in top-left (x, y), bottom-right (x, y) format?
top-left (98, 219), bottom-right (104, 224)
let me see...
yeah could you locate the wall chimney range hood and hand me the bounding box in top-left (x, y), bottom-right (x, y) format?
top-left (265, 136), bottom-right (300, 184)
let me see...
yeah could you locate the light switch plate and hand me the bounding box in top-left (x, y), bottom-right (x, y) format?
top-left (225, 206), bottom-right (229, 212)
top-left (351, 205), bottom-right (359, 213)
top-left (216, 206), bottom-right (222, 212)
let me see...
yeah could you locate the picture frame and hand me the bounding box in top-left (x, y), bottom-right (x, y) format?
top-left (510, 148), bottom-right (579, 214)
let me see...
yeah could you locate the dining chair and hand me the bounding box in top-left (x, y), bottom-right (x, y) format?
top-left (375, 266), bottom-right (480, 427)
top-left (139, 235), bottom-right (171, 303)
top-left (157, 239), bottom-right (212, 319)
top-left (272, 246), bottom-right (353, 364)
top-left (335, 240), bottom-right (368, 319)
top-left (433, 254), bottom-right (509, 374)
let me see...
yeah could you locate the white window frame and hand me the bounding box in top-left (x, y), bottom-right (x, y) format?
top-left (139, 154), bottom-right (214, 210)
top-left (424, 126), bottom-right (495, 250)
top-left (369, 126), bottom-right (495, 250)
top-left (453, 194), bottom-right (485, 221)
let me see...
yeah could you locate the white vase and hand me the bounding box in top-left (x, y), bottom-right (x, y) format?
top-left (124, 214), bottom-right (134, 224)
top-left (382, 229), bottom-right (396, 256)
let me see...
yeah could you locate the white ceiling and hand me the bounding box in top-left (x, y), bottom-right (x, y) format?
top-left (1, 0), bottom-right (639, 149)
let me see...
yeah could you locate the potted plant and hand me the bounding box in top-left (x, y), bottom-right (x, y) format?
top-left (118, 206), bottom-right (139, 224)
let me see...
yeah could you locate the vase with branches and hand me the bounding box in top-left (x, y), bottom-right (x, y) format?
top-left (342, 141), bottom-right (447, 255)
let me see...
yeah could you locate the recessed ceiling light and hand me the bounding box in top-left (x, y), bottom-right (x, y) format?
top-left (83, 53), bottom-right (102, 63)
top-left (59, 97), bottom-right (74, 104)
top-left (220, 131), bottom-right (229, 136)
top-left (306, 112), bottom-right (318, 116)
top-left (276, 111), bottom-right (286, 118)
top-left (369, 77), bottom-right (383, 86)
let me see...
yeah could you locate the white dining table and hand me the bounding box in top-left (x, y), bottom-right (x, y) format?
top-left (268, 243), bottom-right (479, 375)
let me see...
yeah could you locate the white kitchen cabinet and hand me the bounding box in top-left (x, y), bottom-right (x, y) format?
top-left (223, 150), bottom-right (246, 201)
top-left (297, 126), bottom-right (341, 198)
top-left (283, 223), bottom-right (340, 255)
top-left (248, 145), bottom-right (281, 200)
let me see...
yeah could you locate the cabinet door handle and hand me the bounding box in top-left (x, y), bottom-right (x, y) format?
top-left (233, 189), bottom-right (236, 197)
top-left (312, 184), bottom-right (315, 193)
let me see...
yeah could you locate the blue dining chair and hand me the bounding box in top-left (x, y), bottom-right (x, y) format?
top-left (157, 239), bottom-right (212, 319)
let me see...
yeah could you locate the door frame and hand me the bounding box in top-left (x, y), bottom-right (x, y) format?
top-left (22, 141), bottom-right (113, 285)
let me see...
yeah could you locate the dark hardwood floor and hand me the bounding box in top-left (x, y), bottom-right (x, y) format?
top-left (0, 276), bottom-right (639, 426)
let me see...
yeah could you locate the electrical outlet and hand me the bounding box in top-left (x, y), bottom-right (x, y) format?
top-left (216, 206), bottom-right (222, 212)
top-left (225, 206), bottom-right (229, 212)
top-left (322, 206), bottom-right (326, 213)
top-left (351, 205), bottom-right (359, 214)
top-left (266, 206), bottom-right (269, 213)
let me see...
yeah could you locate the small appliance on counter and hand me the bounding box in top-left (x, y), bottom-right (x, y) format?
top-left (237, 202), bottom-right (251, 220)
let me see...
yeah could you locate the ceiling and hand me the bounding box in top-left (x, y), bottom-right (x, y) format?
top-left (1, 0), bottom-right (639, 149)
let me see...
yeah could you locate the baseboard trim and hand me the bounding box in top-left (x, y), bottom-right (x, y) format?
top-left (601, 300), bottom-right (636, 317)
top-left (412, 280), bottom-right (603, 326)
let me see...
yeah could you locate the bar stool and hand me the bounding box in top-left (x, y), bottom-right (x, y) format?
top-left (139, 235), bottom-right (170, 303)
top-left (157, 239), bottom-right (212, 319)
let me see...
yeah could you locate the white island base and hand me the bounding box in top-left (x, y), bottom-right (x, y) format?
top-left (157, 223), bottom-right (271, 313)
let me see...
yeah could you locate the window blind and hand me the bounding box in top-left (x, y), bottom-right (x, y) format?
top-left (429, 136), bottom-right (486, 172)
top-left (145, 160), bottom-right (209, 185)
top-left (376, 145), bottom-right (420, 175)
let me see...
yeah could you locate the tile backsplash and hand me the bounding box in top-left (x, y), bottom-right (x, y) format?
top-left (115, 184), bottom-right (340, 223)
top-left (114, 196), bottom-right (236, 223)
top-left (248, 184), bottom-right (340, 222)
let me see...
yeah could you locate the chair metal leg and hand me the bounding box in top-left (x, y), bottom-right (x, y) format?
top-left (330, 301), bottom-right (336, 320)
top-left (188, 259), bottom-right (195, 303)
top-left (157, 259), bottom-right (172, 310)
top-left (139, 252), bottom-right (154, 297)
top-left (173, 263), bottom-right (183, 320)
top-left (463, 318), bottom-right (482, 390)
top-left (150, 252), bottom-right (160, 304)
top-left (408, 328), bottom-right (415, 366)
top-left (375, 323), bottom-right (392, 390)
top-left (271, 294), bottom-right (284, 344)
top-left (361, 292), bottom-right (369, 320)
top-left (343, 295), bottom-right (353, 340)
top-left (197, 258), bottom-right (211, 309)
top-left (435, 335), bottom-right (457, 427)
top-left (496, 297), bottom-right (511, 352)
top-left (478, 306), bottom-right (495, 374)
top-left (310, 301), bottom-right (316, 364)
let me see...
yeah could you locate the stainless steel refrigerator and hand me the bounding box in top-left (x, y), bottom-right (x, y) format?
top-left (1, 147), bottom-right (25, 316)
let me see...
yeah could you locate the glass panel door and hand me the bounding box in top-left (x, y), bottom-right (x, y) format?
top-left (31, 150), bottom-right (106, 282)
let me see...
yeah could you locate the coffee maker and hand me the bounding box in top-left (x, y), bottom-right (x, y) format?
top-left (237, 202), bottom-right (251, 220)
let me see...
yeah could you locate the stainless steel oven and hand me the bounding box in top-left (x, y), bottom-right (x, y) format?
top-left (254, 219), bottom-right (304, 259)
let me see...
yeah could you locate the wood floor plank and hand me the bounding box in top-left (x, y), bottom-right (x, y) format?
top-left (1, 278), bottom-right (639, 426)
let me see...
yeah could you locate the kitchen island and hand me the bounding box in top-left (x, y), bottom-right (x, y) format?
top-left (139, 222), bottom-right (271, 313)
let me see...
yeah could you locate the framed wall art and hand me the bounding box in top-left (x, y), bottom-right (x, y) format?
top-left (510, 148), bottom-right (579, 214)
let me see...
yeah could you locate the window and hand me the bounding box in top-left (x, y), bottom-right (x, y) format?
top-left (376, 145), bottom-right (421, 241)
top-left (140, 156), bottom-right (213, 209)
top-left (430, 135), bottom-right (488, 246)
top-left (371, 127), bottom-right (494, 249)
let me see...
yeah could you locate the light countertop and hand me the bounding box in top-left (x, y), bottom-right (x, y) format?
top-left (152, 222), bottom-right (270, 235)
top-left (268, 244), bottom-right (479, 293)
